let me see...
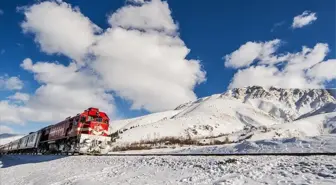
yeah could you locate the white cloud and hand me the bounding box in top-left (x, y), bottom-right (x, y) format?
top-left (307, 59), bottom-right (336, 81)
top-left (0, 75), bottom-right (24, 90)
top-left (292, 11), bottom-right (317, 29)
top-left (271, 21), bottom-right (285, 32)
top-left (18, 0), bottom-right (205, 116)
top-left (109, 0), bottom-right (177, 35)
top-left (8, 92), bottom-right (30, 102)
top-left (0, 58), bottom-right (115, 125)
top-left (284, 43), bottom-right (329, 72)
top-left (20, 1), bottom-right (101, 62)
top-left (0, 101), bottom-right (24, 124)
top-left (224, 39), bottom-right (286, 68)
top-left (225, 40), bottom-right (335, 89)
top-left (4, 0), bottom-right (204, 126)
top-left (0, 125), bottom-right (14, 134)
top-left (126, 0), bottom-right (145, 3)
top-left (91, 27), bottom-right (205, 111)
top-left (90, 0), bottom-right (205, 112)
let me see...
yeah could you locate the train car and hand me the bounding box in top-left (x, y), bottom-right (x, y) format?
top-left (37, 107), bottom-right (112, 154)
top-left (0, 143), bottom-right (9, 154)
top-left (8, 140), bottom-right (20, 152)
top-left (0, 107), bottom-right (112, 155)
top-left (16, 132), bottom-right (41, 153)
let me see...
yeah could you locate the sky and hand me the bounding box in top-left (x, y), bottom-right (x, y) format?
top-left (0, 0), bottom-right (335, 134)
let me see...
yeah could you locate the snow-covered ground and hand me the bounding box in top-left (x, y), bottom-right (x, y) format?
top-left (2, 135), bottom-right (335, 185)
top-left (109, 134), bottom-right (336, 154)
top-left (1, 155), bottom-right (335, 185)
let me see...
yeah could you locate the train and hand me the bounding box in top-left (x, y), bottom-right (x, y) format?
top-left (0, 107), bottom-right (112, 155)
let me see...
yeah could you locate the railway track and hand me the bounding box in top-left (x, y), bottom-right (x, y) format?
top-left (103, 152), bottom-right (336, 156)
top-left (2, 152), bottom-right (336, 157)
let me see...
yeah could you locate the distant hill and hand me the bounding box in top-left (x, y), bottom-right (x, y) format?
top-left (0, 133), bottom-right (24, 145)
top-left (0, 133), bottom-right (18, 139)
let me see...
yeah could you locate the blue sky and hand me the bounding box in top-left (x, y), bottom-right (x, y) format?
top-left (0, 0), bottom-right (335, 134)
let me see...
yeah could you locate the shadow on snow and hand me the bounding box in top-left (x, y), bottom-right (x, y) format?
top-left (0, 155), bottom-right (67, 168)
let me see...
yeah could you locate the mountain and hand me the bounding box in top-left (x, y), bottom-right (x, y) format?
top-left (109, 86), bottom-right (336, 147)
top-left (0, 133), bottom-right (18, 139)
top-left (0, 133), bottom-right (24, 145)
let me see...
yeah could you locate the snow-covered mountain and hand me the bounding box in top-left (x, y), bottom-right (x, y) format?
top-left (221, 86), bottom-right (336, 121)
top-left (110, 86), bottom-right (336, 146)
top-left (0, 134), bottom-right (24, 145)
top-left (1, 86), bottom-right (333, 148)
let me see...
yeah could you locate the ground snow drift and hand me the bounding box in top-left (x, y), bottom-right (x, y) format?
top-left (1, 155), bottom-right (335, 185)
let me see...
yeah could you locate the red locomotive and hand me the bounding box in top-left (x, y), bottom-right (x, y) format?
top-left (0, 107), bottom-right (112, 155)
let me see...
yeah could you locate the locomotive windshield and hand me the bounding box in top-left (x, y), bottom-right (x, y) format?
top-left (87, 116), bottom-right (103, 122)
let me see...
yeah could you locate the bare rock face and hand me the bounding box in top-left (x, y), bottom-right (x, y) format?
top-left (219, 86), bottom-right (336, 122)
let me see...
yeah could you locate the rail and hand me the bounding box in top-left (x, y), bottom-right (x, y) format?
top-left (2, 152), bottom-right (336, 157)
top-left (102, 152), bottom-right (336, 156)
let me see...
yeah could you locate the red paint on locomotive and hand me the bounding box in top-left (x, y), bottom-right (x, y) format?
top-left (42, 107), bottom-right (110, 142)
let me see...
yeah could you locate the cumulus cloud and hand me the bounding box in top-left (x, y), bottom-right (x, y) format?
top-left (0, 58), bottom-right (115, 124)
top-left (292, 11), bottom-right (317, 29)
top-left (20, 1), bottom-right (101, 62)
top-left (109, 0), bottom-right (177, 35)
top-left (91, 0), bottom-right (205, 111)
top-left (2, 0), bottom-right (204, 125)
top-left (0, 101), bottom-right (24, 124)
top-left (91, 27), bottom-right (205, 111)
top-left (224, 39), bottom-right (287, 68)
top-left (225, 40), bottom-right (335, 89)
top-left (20, 0), bottom-right (204, 113)
top-left (307, 59), bottom-right (336, 81)
top-left (0, 75), bottom-right (24, 90)
top-left (8, 92), bottom-right (30, 102)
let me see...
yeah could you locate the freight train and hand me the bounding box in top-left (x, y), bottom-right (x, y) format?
top-left (0, 107), bottom-right (112, 155)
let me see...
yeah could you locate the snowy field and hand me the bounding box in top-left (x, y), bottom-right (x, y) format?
top-left (1, 155), bottom-right (336, 185)
top-left (109, 134), bottom-right (336, 155)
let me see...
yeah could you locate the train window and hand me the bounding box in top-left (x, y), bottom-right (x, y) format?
top-left (73, 118), bottom-right (78, 125)
top-left (88, 116), bottom-right (94, 121)
top-left (80, 116), bottom-right (86, 123)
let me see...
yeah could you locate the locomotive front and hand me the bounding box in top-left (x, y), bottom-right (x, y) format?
top-left (76, 107), bottom-right (112, 154)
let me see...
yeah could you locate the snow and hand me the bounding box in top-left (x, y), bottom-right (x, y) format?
top-left (108, 134), bottom-right (336, 155)
top-left (112, 98), bottom-right (281, 144)
top-left (1, 87), bottom-right (336, 185)
top-left (110, 109), bottom-right (183, 134)
top-left (170, 134), bottom-right (336, 154)
top-left (0, 135), bottom-right (24, 145)
top-left (110, 86), bottom-right (336, 147)
top-left (1, 154), bottom-right (335, 185)
top-left (247, 112), bottom-right (336, 141)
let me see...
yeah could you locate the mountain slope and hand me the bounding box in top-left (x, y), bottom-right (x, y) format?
top-left (0, 134), bottom-right (24, 145)
top-left (110, 86), bottom-right (336, 146)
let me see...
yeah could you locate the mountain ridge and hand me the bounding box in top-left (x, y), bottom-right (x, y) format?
top-left (110, 86), bottom-right (336, 146)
